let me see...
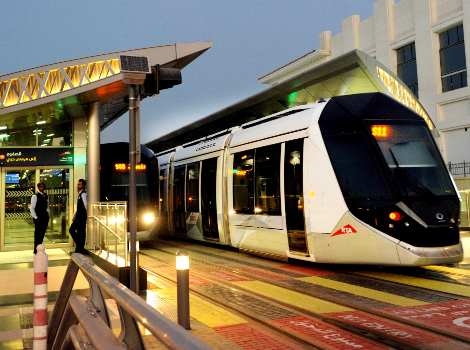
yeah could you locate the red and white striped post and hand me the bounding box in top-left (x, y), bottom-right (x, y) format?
top-left (33, 244), bottom-right (48, 350)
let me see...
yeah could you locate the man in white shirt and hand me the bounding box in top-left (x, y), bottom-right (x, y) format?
top-left (30, 183), bottom-right (50, 254)
top-left (69, 179), bottom-right (87, 253)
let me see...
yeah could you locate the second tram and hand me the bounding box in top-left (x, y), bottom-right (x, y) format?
top-left (100, 142), bottom-right (159, 240)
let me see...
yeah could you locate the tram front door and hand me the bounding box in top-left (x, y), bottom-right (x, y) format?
top-left (284, 139), bottom-right (308, 254)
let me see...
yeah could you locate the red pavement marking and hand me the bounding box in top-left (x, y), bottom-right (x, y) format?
top-left (327, 310), bottom-right (450, 345)
top-left (203, 270), bottom-right (253, 282)
top-left (271, 316), bottom-right (387, 349)
top-left (235, 268), bottom-right (291, 280)
top-left (188, 274), bottom-right (213, 286)
top-left (213, 323), bottom-right (305, 350)
top-left (378, 299), bottom-right (470, 339)
top-left (278, 264), bottom-right (337, 276)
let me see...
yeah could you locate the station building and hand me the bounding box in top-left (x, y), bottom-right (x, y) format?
top-left (258, 0), bottom-right (470, 227)
top-left (0, 42), bottom-right (212, 252)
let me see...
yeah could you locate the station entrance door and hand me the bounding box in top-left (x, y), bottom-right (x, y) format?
top-left (0, 166), bottom-right (72, 251)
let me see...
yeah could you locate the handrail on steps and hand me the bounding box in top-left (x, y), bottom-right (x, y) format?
top-left (47, 253), bottom-right (211, 350)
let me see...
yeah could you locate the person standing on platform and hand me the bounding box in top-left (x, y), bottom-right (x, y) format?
top-left (69, 179), bottom-right (87, 253)
top-left (30, 183), bottom-right (50, 254)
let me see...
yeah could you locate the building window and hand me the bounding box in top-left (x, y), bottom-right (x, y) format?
top-left (397, 43), bottom-right (419, 97)
top-left (440, 24), bottom-right (467, 92)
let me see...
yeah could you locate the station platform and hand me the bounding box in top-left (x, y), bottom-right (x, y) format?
top-left (0, 232), bottom-right (469, 350)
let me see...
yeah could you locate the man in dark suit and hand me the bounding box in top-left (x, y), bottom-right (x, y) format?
top-left (30, 183), bottom-right (50, 254)
top-left (69, 179), bottom-right (87, 253)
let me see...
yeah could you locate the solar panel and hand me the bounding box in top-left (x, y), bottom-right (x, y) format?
top-left (119, 55), bottom-right (151, 74)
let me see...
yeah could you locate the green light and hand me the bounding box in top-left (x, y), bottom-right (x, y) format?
top-left (58, 103), bottom-right (63, 107)
top-left (288, 92), bottom-right (298, 103)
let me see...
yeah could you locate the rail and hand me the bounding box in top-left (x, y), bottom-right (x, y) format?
top-left (47, 253), bottom-right (211, 350)
top-left (92, 202), bottom-right (128, 266)
top-left (448, 161), bottom-right (470, 177)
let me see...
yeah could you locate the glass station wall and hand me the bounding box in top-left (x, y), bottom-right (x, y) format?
top-left (3, 167), bottom-right (71, 249)
top-left (0, 105), bottom-right (75, 251)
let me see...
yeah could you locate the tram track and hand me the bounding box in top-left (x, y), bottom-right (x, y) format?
top-left (140, 241), bottom-right (470, 349)
top-left (140, 250), bottom-right (406, 350)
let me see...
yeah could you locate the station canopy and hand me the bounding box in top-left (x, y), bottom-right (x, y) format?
top-left (0, 42), bottom-right (213, 130)
top-left (147, 50), bottom-right (435, 153)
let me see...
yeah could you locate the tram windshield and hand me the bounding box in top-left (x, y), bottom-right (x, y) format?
top-left (370, 122), bottom-right (455, 197)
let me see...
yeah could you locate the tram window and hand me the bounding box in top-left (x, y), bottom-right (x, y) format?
top-left (324, 134), bottom-right (391, 199)
top-left (372, 124), bottom-right (455, 196)
top-left (233, 150), bottom-right (254, 213)
top-left (173, 166), bottom-right (186, 211)
top-left (255, 144), bottom-right (281, 215)
top-left (159, 169), bottom-right (166, 212)
top-left (186, 162), bottom-right (200, 212)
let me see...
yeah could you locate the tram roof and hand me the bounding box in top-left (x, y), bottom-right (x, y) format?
top-left (147, 49), bottom-right (435, 153)
top-left (0, 42), bottom-right (213, 130)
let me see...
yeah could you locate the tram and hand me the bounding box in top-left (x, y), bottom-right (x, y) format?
top-left (100, 142), bottom-right (159, 240)
top-left (154, 92), bottom-right (463, 265)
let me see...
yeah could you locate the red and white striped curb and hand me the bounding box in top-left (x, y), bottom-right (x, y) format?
top-left (33, 244), bottom-right (48, 350)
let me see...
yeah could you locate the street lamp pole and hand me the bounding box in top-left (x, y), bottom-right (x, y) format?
top-left (128, 83), bottom-right (138, 293)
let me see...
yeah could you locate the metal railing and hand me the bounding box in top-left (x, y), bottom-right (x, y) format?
top-left (91, 202), bottom-right (128, 265)
top-left (448, 161), bottom-right (470, 177)
top-left (47, 253), bottom-right (211, 350)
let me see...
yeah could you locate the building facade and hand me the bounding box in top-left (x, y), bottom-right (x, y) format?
top-left (259, 0), bottom-right (470, 227)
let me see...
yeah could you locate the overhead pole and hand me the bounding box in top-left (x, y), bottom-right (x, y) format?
top-left (120, 55), bottom-right (182, 293)
top-left (119, 55), bottom-right (150, 294)
top-left (128, 83), bottom-right (138, 293)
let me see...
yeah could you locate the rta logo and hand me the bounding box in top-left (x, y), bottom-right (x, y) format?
top-left (331, 224), bottom-right (357, 237)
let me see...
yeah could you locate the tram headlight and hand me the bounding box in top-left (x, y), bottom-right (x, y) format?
top-left (144, 213), bottom-right (155, 223)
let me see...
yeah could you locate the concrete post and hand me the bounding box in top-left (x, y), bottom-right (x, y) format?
top-left (87, 102), bottom-right (100, 250)
top-left (373, 0), bottom-right (395, 69)
top-left (342, 15), bottom-right (360, 53)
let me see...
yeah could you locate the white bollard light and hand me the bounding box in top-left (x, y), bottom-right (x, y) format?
top-left (33, 244), bottom-right (48, 350)
top-left (176, 250), bottom-right (190, 330)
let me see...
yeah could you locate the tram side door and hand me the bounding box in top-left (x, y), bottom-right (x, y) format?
top-left (284, 139), bottom-right (308, 253)
top-left (173, 165), bottom-right (186, 234)
top-left (201, 158), bottom-right (219, 240)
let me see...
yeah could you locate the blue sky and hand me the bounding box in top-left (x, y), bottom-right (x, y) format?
top-left (1, 0), bottom-right (378, 144)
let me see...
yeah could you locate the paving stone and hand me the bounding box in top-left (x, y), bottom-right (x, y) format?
top-left (322, 274), bottom-right (457, 304)
top-left (279, 279), bottom-right (397, 309)
top-left (213, 323), bottom-right (304, 350)
top-left (194, 284), bottom-right (297, 321)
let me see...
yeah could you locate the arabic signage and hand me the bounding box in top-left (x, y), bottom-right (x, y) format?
top-left (0, 148), bottom-right (73, 166)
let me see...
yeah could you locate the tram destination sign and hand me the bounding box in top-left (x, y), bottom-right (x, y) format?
top-left (0, 148), bottom-right (73, 166)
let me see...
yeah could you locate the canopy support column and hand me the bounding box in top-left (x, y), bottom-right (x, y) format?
top-left (87, 102), bottom-right (100, 250)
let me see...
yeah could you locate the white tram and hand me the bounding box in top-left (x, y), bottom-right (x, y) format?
top-left (154, 93), bottom-right (463, 265)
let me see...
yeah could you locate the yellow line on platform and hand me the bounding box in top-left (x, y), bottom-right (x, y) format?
top-left (233, 280), bottom-right (352, 314)
top-left (298, 276), bottom-right (428, 306)
top-left (357, 272), bottom-right (470, 297)
top-left (154, 288), bottom-right (247, 328)
top-left (424, 265), bottom-right (470, 276)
